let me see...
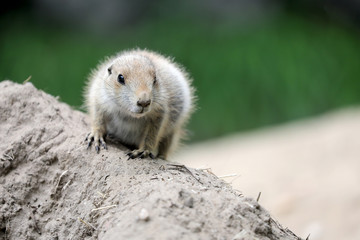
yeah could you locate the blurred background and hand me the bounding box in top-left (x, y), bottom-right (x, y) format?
top-left (1, 0), bottom-right (360, 239)
top-left (1, 0), bottom-right (360, 141)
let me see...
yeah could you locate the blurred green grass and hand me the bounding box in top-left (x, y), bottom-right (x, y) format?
top-left (1, 14), bottom-right (360, 141)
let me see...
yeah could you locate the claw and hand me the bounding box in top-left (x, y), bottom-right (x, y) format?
top-left (84, 133), bottom-right (90, 142)
top-left (126, 152), bottom-right (133, 159)
top-left (126, 149), bottom-right (156, 159)
top-left (135, 151), bottom-right (144, 158)
top-left (100, 139), bottom-right (107, 150)
top-left (87, 137), bottom-right (94, 149)
top-left (95, 146), bottom-right (100, 154)
top-left (85, 132), bottom-right (107, 153)
top-left (126, 150), bottom-right (144, 159)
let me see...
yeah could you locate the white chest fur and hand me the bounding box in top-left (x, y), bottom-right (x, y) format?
top-left (105, 113), bottom-right (147, 147)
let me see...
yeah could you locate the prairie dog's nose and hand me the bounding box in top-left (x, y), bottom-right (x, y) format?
top-left (137, 99), bottom-right (151, 108)
top-left (137, 91), bottom-right (151, 108)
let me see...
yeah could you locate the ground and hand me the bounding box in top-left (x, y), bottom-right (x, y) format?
top-left (0, 81), bottom-right (301, 240)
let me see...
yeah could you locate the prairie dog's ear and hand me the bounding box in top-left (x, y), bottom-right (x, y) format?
top-left (107, 66), bottom-right (112, 75)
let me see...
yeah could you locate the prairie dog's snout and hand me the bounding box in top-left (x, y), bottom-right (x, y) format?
top-left (135, 90), bottom-right (152, 114)
top-left (137, 91), bottom-right (151, 108)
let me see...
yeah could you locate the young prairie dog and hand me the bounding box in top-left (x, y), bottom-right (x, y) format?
top-left (84, 49), bottom-right (195, 159)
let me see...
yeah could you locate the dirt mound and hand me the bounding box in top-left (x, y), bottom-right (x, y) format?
top-left (0, 81), bottom-right (301, 240)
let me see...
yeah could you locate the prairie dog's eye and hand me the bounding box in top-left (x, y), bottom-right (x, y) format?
top-left (107, 67), bottom-right (112, 75)
top-left (118, 74), bottom-right (125, 85)
top-left (153, 76), bottom-right (157, 85)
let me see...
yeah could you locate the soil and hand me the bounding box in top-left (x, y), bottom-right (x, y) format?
top-left (0, 80), bottom-right (301, 240)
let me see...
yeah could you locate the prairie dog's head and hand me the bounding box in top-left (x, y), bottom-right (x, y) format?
top-left (105, 54), bottom-right (158, 118)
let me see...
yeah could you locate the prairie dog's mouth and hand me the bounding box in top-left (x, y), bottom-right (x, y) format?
top-left (130, 106), bottom-right (150, 118)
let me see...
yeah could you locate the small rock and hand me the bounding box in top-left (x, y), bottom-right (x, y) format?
top-left (184, 197), bottom-right (194, 208)
top-left (188, 221), bottom-right (202, 233)
top-left (138, 208), bottom-right (150, 222)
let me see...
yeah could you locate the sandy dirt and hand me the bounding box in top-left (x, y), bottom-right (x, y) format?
top-left (0, 81), bottom-right (301, 240)
top-left (175, 108), bottom-right (360, 240)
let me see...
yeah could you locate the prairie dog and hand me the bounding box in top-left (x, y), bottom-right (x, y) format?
top-left (84, 49), bottom-right (195, 159)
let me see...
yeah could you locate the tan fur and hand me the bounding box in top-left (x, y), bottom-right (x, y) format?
top-left (84, 49), bottom-right (195, 159)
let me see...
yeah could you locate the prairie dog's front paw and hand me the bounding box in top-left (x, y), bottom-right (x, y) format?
top-left (127, 149), bottom-right (156, 159)
top-left (85, 130), bottom-right (107, 153)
